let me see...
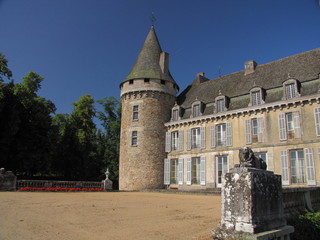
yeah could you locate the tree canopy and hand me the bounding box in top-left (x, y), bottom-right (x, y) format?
top-left (0, 52), bottom-right (121, 187)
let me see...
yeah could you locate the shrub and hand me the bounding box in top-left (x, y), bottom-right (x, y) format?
top-left (287, 211), bottom-right (320, 240)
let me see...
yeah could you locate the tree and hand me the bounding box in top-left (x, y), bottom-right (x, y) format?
top-left (0, 52), bottom-right (12, 82)
top-left (97, 96), bottom-right (121, 187)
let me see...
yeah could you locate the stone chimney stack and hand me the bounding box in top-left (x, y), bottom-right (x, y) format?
top-left (244, 60), bottom-right (257, 75)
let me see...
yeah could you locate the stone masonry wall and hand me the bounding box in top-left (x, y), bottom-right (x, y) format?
top-left (119, 82), bottom-right (176, 190)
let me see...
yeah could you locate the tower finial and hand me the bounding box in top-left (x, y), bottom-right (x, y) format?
top-left (150, 12), bottom-right (156, 27)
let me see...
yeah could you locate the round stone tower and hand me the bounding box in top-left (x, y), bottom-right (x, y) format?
top-left (119, 26), bottom-right (179, 190)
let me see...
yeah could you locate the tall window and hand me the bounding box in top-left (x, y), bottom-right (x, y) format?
top-left (251, 90), bottom-right (261, 106)
top-left (314, 107), bottom-right (320, 136)
top-left (216, 99), bottom-right (225, 113)
top-left (170, 159), bottom-right (178, 184)
top-left (171, 131), bottom-right (179, 151)
top-left (289, 149), bottom-right (305, 184)
top-left (278, 112), bottom-right (301, 140)
top-left (192, 104), bottom-right (200, 117)
top-left (172, 109), bottom-right (179, 121)
top-left (191, 127), bottom-right (201, 149)
top-left (285, 83), bottom-right (296, 99)
top-left (132, 105), bottom-right (139, 120)
top-left (191, 157), bottom-right (201, 184)
top-left (131, 131), bottom-right (137, 146)
top-left (281, 149), bottom-right (316, 186)
top-left (245, 117), bottom-right (264, 144)
top-left (210, 123), bottom-right (232, 147)
top-left (216, 155), bottom-right (228, 188)
top-left (216, 124), bottom-right (226, 146)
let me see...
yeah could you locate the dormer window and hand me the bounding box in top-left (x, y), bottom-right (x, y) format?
top-left (283, 79), bottom-right (300, 100)
top-left (193, 104), bottom-right (200, 117)
top-left (171, 104), bottom-right (182, 122)
top-left (215, 96), bottom-right (228, 113)
top-left (249, 87), bottom-right (265, 106)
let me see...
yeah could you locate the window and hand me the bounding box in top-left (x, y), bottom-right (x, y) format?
top-left (161, 80), bottom-right (165, 85)
top-left (165, 130), bottom-right (184, 152)
top-left (216, 99), bottom-right (225, 113)
top-left (283, 79), bottom-right (300, 100)
top-left (172, 109), bottom-right (179, 121)
top-left (144, 78), bottom-right (150, 83)
top-left (251, 90), bottom-right (261, 106)
top-left (131, 131), bottom-right (137, 146)
top-left (216, 155), bottom-right (228, 188)
top-left (210, 123), bottom-right (232, 147)
top-left (129, 80), bottom-right (134, 85)
top-left (191, 128), bottom-right (201, 149)
top-left (186, 157), bottom-right (206, 185)
top-left (314, 107), bottom-right (320, 136)
top-left (164, 158), bottom-right (184, 185)
top-left (192, 104), bottom-right (200, 117)
top-left (170, 159), bottom-right (178, 184)
top-left (280, 149), bottom-right (316, 186)
top-left (171, 131), bottom-right (179, 151)
top-left (245, 117), bottom-right (264, 144)
top-left (278, 112), bottom-right (301, 140)
top-left (285, 83), bottom-right (296, 99)
top-left (132, 105), bottom-right (139, 120)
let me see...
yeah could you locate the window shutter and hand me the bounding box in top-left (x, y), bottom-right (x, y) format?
top-left (245, 119), bottom-right (252, 144)
top-left (164, 159), bottom-right (170, 185)
top-left (226, 122), bottom-right (232, 146)
top-left (200, 156), bottom-right (206, 186)
top-left (280, 150), bottom-right (290, 185)
top-left (187, 129), bottom-right (191, 150)
top-left (314, 108), bottom-right (320, 136)
top-left (178, 158), bottom-right (184, 185)
top-left (305, 148), bottom-right (316, 186)
top-left (293, 111), bottom-right (301, 138)
top-left (178, 130), bottom-right (184, 151)
top-left (278, 113), bottom-right (287, 140)
top-left (186, 158), bottom-right (191, 185)
top-left (165, 132), bottom-right (171, 152)
top-left (210, 125), bottom-right (216, 148)
top-left (257, 117), bottom-right (264, 142)
top-left (200, 126), bottom-right (206, 149)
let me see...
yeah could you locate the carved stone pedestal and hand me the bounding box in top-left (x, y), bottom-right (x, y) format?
top-left (212, 167), bottom-right (294, 240)
top-left (102, 179), bottom-right (113, 191)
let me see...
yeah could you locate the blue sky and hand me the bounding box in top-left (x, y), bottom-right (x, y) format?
top-left (1, 0), bottom-right (319, 114)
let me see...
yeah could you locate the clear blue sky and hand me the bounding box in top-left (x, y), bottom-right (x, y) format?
top-left (1, 0), bottom-right (319, 114)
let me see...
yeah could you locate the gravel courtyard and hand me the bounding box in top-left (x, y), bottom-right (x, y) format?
top-left (0, 192), bottom-right (221, 240)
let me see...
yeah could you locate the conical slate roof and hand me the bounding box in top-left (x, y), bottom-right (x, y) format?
top-left (123, 26), bottom-right (176, 83)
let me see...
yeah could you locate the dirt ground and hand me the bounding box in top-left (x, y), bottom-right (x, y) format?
top-left (0, 192), bottom-right (221, 240)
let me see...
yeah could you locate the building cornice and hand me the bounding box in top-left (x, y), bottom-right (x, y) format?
top-left (121, 89), bottom-right (176, 100)
top-left (165, 93), bottom-right (320, 128)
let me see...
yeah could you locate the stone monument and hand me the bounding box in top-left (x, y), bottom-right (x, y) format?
top-left (0, 168), bottom-right (17, 191)
top-left (102, 168), bottom-right (113, 190)
top-left (212, 147), bottom-right (294, 240)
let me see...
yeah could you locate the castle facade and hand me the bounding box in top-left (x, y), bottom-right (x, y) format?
top-left (119, 26), bottom-right (320, 191)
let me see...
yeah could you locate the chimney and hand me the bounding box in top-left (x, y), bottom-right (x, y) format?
top-left (244, 60), bottom-right (257, 75)
top-left (159, 52), bottom-right (169, 74)
top-left (197, 72), bottom-right (209, 83)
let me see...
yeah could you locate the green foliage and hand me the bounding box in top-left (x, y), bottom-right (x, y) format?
top-left (287, 211), bottom-right (320, 240)
top-left (0, 52), bottom-right (12, 81)
top-left (97, 96), bottom-right (121, 187)
top-left (0, 52), bottom-right (121, 186)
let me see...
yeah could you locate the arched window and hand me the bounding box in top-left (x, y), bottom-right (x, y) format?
top-left (282, 79), bottom-right (300, 100)
top-left (215, 96), bottom-right (228, 113)
top-left (249, 87), bottom-right (265, 106)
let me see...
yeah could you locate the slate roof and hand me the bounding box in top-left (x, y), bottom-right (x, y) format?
top-left (123, 26), bottom-right (176, 84)
top-left (177, 48), bottom-right (320, 119)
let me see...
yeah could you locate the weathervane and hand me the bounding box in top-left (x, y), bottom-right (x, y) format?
top-left (150, 12), bottom-right (156, 27)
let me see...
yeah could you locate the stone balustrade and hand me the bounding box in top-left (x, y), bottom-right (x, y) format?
top-left (17, 180), bottom-right (103, 189)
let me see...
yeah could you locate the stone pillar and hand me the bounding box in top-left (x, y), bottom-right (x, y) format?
top-left (0, 168), bottom-right (17, 191)
top-left (212, 167), bottom-right (294, 240)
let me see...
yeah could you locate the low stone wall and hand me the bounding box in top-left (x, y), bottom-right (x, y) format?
top-left (17, 180), bottom-right (103, 189)
top-left (282, 187), bottom-right (320, 218)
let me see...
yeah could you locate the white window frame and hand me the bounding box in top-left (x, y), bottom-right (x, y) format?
top-left (314, 107), bottom-right (320, 136)
top-left (215, 96), bottom-right (227, 113)
top-left (132, 105), bottom-right (139, 121)
top-left (249, 87), bottom-right (265, 106)
top-left (216, 155), bottom-right (229, 188)
top-left (282, 79), bottom-right (300, 100)
top-left (278, 111), bottom-right (301, 140)
top-left (190, 101), bottom-right (203, 118)
top-left (171, 131), bottom-right (179, 151)
top-left (245, 117), bottom-right (264, 144)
